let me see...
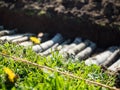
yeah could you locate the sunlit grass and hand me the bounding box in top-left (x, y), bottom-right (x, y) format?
top-left (0, 41), bottom-right (115, 90)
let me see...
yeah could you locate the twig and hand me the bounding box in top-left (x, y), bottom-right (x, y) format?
top-left (0, 53), bottom-right (119, 90)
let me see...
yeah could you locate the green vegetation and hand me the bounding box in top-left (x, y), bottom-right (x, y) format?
top-left (0, 41), bottom-right (116, 90)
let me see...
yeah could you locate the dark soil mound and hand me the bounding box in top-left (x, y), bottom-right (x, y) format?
top-left (0, 0), bottom-right (120, 48)
top-left (1, 0), bottom-right (120, 28)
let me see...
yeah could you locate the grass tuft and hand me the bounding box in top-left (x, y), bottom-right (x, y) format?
top-left (0, 41), bottom-right (116, 90)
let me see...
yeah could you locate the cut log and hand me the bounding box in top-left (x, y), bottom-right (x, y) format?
top-left (0, 29), bottom-right (17, 36)
top-left (75, 41), bottom-right (96, 61)
top-left (32, 33), bottom-right (64, 53)
top-left (59, 37), bottom-right (82, 58)
top-left (59, 37), bottom-right (82, 53)
top-left (68, 40), bottom-right (90, 56)
top-left (57, 39), bottom-right (71, 50)
top-left (19, 41), bottom-right (33, 47)
top-left (85, 46), bottom-right (118, 66)
top-left (40, 38), bottom-right (64, 56)
top-left (12, 36), bottom-right (29, 43)
top-left (40, 43), bottom-right (59, 56)
top-left (0, 33), bottom-right (33, 41)
top-left (108, 58), bottom-right (120, 72)
top-left (42, 39), bottom-right (72, 56)
top-left (102, 49), bottom-right (120, 67)
top-left (0, 35), bottom-right (24, 41)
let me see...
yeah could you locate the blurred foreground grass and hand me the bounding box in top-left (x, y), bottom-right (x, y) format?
top-left (0, 41), bottom-right (115, 90)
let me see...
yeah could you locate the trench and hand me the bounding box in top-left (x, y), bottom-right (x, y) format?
top-left (1, 6), bottom-right (120, 71)
top-left (0, 8), bottom-right (120, 48)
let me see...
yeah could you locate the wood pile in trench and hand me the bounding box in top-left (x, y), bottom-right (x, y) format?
top-left (0, 25), bottom-right (120, 72)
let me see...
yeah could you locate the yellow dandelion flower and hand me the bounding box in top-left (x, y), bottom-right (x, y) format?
top-left (30, 37), bottom-right (40, 44)
top-left (4, 67), bottom-right (16, 83)
top-left (2, 49), bottom-right (7, 54)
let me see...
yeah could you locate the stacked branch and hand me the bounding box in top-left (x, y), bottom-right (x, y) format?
top-left (75, 41), bottom-right (96, 61)
top-left (40, 43), bottom-right (59, 56)
top-left (108, 58), bottom-right (120, 72)
top-left (0, 29), bottom-right (17, 36)
top-left (19, 41), bottom-right (33, 47)
top-left (32, 33), bottom-right (64, 53)
top-left (68, 39), bottom-right (90, 56)
top-left (0, 33), bottom-right (33, 41)
top-left (85, 46), bottom-right (118, 66)
top-left (59, 37), bottom-right (82, 58)
top-left (102, 49), bottom-right (120, 68)
top-left (56, 39), bottom-right (71, 50)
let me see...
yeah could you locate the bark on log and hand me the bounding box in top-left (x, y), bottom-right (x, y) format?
top-left (108, 58), bottom-right (120, 72)
top-left (57, 39), bottom-right (71, 50)
top-left (68, 40), bottom-right (90, 55)
top-left (85, 46), bottom-right (118, 66)
top-left (41, 38), bottom-right (65, 56)
top-left (0, 33), bottom-right (33, 41)
top-left (32, 33), bottom-right (64, 53)
top-left (75, 41), bottom-right (96, 61)
top-left (59, 37), bottom-right (82, 53)
top-left (59, 37), bottom-right (82, 58)
top-left (12, 36), bottom-right (29, 43)
top-left (19, 41), bottom-right (33, 47)
top-left (102, 49), bottom-right (120, 67)
top-left (0, 29), bottom-right (17, 36)
top-left (42, 39), bottom-right (72, 56)
top-left (0, 34), bottom-right (24, 41)
top-left (40, 43), bottom-right (59, 56)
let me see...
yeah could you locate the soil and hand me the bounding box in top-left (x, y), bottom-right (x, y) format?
top-left (1, 0), bottom-right (120, 28)
top-left (0, 0), bottom-right (120, 48)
